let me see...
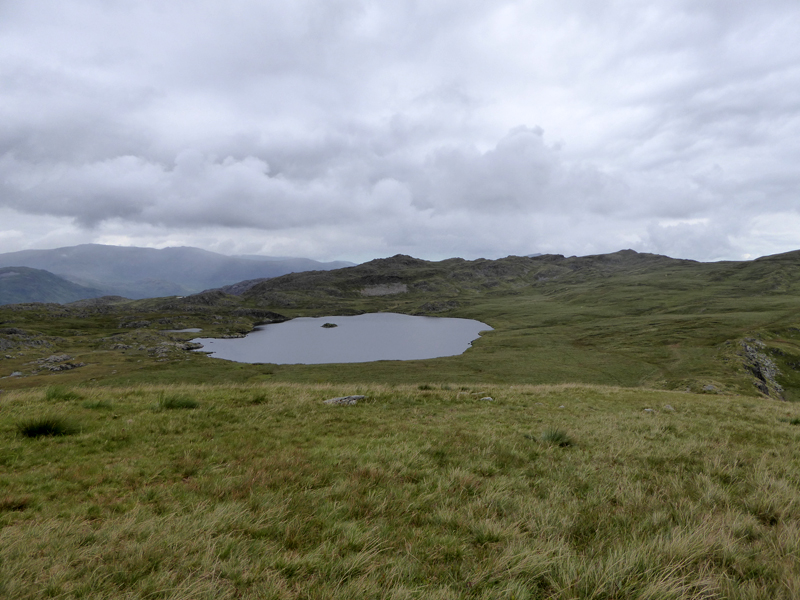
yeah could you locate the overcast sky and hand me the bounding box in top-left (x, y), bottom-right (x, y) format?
top-left (1, 0), bottom-right (799, 263)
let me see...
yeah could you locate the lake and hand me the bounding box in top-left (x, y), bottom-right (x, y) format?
top-left (190, 312), bottom-right (492, 364)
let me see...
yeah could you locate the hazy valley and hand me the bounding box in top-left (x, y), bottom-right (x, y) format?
top-left (0, 244), bottom-right (354, 302)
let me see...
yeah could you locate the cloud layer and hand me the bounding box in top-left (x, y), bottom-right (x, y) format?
top-left (1, 0), bottom-right (799, 261)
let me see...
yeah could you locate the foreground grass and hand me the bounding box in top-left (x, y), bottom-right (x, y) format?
top-left (2, 383), bottom-right (800, 598)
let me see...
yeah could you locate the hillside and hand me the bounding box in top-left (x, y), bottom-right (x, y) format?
top-left (0, 244), bottom-right (355, 299)
top-left (2, 382), bottom-right (799, 597)
top-left (0, 266), bottom-right (104, 305)
top-left (5, 250), bottom-right (800, 597)
top-left (1, 249), bottom-right (800, 401)
top-left (240, 250), bottom-right (698, 309)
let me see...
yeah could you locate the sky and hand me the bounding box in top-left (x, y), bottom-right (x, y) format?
top-left (1, 0), bottom-right (799, 263)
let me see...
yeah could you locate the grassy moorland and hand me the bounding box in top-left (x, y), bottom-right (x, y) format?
top-left (2, 382), bottom-right (800, 599)
top-left (2, 250), bottom-right (800, 597)
top-left (2, 250), bottom-right (800, 398)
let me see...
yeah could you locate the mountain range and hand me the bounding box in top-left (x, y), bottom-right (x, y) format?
top-left (0, 244), bottom-right (354, 303)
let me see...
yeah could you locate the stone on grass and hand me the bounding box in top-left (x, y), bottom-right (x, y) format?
top-left (663, 404), bottom-right (675, 412)
top-left (643, 408), bottom-right (656, 413)
top-left (323, 395), bottom-right (364, 406)
top-left (480, 396), bottom-right (494, 402)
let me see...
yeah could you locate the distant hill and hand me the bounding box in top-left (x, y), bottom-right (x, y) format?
top-left (3, 248), bottom-right (800, 401)
top-left (240, 249), bottom-right (698, 308)
top-left (0, 266), bottom-right (104, 305)
top-left (0, 244), bottom-right (355, 300)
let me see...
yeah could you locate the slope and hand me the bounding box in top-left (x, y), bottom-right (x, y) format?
top-left (0, 267), bottom-right (104, 305)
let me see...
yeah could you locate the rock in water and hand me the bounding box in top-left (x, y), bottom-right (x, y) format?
top-left (323, 395), bottom-right (364, 406)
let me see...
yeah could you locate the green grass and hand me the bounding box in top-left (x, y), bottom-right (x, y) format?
top-left (3, 251), bottom-right (800, 399)
top-left (538, 428), bottom-right (573, 447)
top-left (16, 415), bottom-right (79, 438)
top-left (44, 385), bottom-right (83, 402)
top-left (81, 399), bottom-right (113, 410)
top-left (1, 382), bottom-right (800, 598)
top-left (156, 393), bottom-right (199, 410)
top-left (5, 252), bottom-right (800, 596)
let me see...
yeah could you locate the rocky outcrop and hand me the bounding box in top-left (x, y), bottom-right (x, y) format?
top-left (740, 339), bottom-right (784, 399)
top-left (0, 328), bottom-right (54, 352)
top-left (323, 395), bottom-right (364, 406)
top-left (361, 283), bottom-right (408, 296)
top-left (231, 308), bottom-right (287, 322)
top-left (29, 354), bottom-right (85, 373)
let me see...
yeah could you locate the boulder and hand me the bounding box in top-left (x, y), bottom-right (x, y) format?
top-left (323, 395), bottom-right (364, 406)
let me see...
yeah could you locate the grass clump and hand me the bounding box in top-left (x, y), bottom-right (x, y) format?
top-left (538, 428), bottom-right (573, 447)
top-left (249, 392), bottom-right (270, 405)
top-left (0, 496), bottom-right (31, 512)
top-left (17, 416), bottom-right (79, 438)
top-left (156, 393), bottom-right (199, 410)
top-left (82, 399), bottom-right (113, 410)
top-left (44, 386), bottom-right (82, 402)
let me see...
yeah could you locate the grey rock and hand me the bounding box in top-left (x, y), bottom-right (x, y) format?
top-left (30, 353), bottom-right (72, 365)
top-left (703, 385), bottom-right (718, 392)
top-left (119, 320), bottom-right (152, 329)
top-left (323, 395), bottom-right (365, 406)
top-left (739, 340), bottom-right (784, 399)
top-left (480, 396), bottom-right (494, 402)
top-left (643, 408), bottom-right (656, 413)
top-left (46, 362), bottom-right (85, 372)
top-left (663, 404), bottom-right (675, 412)
top-left (361, 283), bottom-right (408, 297)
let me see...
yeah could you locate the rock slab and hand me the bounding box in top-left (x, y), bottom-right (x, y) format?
top-left (323, 395), bottom-right (365, 406)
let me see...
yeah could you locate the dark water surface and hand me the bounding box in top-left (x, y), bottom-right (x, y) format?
top-left (191, 312), bottom-right (492, 364)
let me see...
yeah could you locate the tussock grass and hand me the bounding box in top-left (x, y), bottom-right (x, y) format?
top-left (538, 427), bottom-right (573, 447)
top-left (44, 385), bottom-right (82, 402)
top-left (0, 496), bottom-right (31, 512)
top-left (81, 399), bottom-right (113, 410)
top-left (155, 393), bottom-right (199, 410)
top-left (16, 415), bottom-right (79, 438)
top-left (2, 382), bottom-right (800, 598)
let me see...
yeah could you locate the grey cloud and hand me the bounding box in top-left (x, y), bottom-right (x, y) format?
top-left (1, 0), bottom-right (799, 261)
top-left (0, 126), bottom-right (642, 231)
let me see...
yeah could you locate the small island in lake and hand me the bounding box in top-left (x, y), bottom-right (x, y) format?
top-left (321, 322), bottom-right (338, 328)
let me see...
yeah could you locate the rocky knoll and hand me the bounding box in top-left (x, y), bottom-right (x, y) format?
top-left (240, 250), bottom-right (696, 310)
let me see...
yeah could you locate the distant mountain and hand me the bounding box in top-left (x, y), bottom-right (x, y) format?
top-left (0, 244), bottom-right (355, 300)
top-left (241, 249), bottom-right (697, 308)
top-left (0, 267), bottom-right (104, 305)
